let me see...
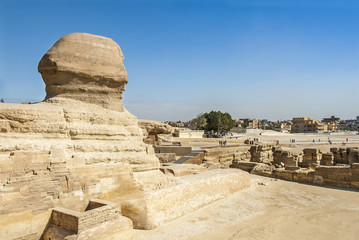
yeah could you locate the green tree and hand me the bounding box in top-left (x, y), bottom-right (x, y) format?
top-left (191, 113), bottom-right (207, 130)
top-left (203, 111), bottom-right (235, 134)
top-left (222, 112), bottom-right (235, 132)
top-left (190, 111), bottom-right (235, 134)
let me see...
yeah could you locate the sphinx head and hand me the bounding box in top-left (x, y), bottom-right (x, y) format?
top-left (38, 32), bottom-right (128, 111)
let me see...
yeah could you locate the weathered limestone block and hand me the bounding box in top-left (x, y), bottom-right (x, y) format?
top-left (250, 163), bottom-right (274, 177)
top-left (138, 119), bottom-right (174, 135)
top-left (273, 150), bottom-right (290, 165)
top-left (132, 170), bottom-right (169, 191)
top-left (154, 146), bottom-right (192, 156)
top-left (321, 153), bottom-right (334, 166)
top-left (204, 146), bottom-right (249, 168)
top-left (273, 150), bottom-right (299, 170)
top-left (351, 163), bottom-right (359, 189)
top-left (184, 151), bottom-right (205, 165)
top-left (272, 168), bottom-right (294, 181)
top-left (44, 216), bottom-right (132, 240)
top-left (233, 151), bottom-right (251, 162)
top-left (0, 33), bottom-right (167, 240)
top-left (302, 148), bottom-right (321, 168)
top-left (230, 161), bottom-right (258, 172)
top-left (331, 148), bottom-right (349, 164)
top-left (293, 169), bottom-right (315, 183)
top-left (249, 145), bottom-right (273, 163)
top-left (160, 164), bottom-right (207, 177)
top-left (202, 162), bottom-right (221, 170)
top-left (155, 153), bottom-right (176, 163)
top-left (43, 199), bottom-right (132, 240)
top-left (284, 155), bottom-right (299, 170)
top-left (347, 148), bottom-right (359, 165)
top-left (121, 169), bottom-right (250, 229)
top-left (314, 166), bottom-right (352, 188)
top-left (218, 153), bottom-right (236, 168)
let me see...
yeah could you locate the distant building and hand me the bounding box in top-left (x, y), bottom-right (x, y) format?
top-left (173, 128), bottom-right (205, 138)
top-left (247, 119), bottom-right (259, 129)
top-left (338, 122), bottom-right (359, 131)
top-left (280, 123), bottom-right (292, 132)
top-left (327, 123), bottom-right (337, 131)
top-left (322, 116), bottom-right (340, 124)
top-left (291, 117), bottom-right (327, 133)
top-left (357, 116), bottom-right (359, 122)
top-left (238, 119), bottom-right (258, 129)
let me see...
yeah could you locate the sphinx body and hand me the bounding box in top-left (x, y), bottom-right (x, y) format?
top-left (0, 33), bottom-right (250, 240)
top-left (0, 33), bottom-right (167, 240)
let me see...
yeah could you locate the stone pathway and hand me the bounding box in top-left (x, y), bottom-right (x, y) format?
top-left (174, 150), bottom-right (205, 164)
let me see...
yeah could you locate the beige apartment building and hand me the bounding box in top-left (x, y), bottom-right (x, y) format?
top-left (291, 117), bottom-right (327, 133)
top-left (247, 119), bottom-right (259, 129)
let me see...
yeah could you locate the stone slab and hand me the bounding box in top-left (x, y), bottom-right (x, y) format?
top-left (121, 169), bottom-right (250, 229)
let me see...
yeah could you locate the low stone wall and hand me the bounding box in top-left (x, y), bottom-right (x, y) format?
top-left (185, 152), bottom-right (205, 165)
top-left (232, 161), bottom-right (359, 190)
top-left (121, 169), bottom-right (250, 230)
top-left (249, 144), bottom-right (273, 163)
top-left (51, 199), bottom-right (122, 234)
top-left (231, 161), bottom-right (258, 172)
top-left (314, 165), bottom-right (355, 188)
top-left (44, 199), bottom-right (132, 240)
top-left (203, 146), bottom-right (250, 168)
top-left (155, 153), bottom-right (176, 163)
top-left (154, 146), bottom-right (192, 156)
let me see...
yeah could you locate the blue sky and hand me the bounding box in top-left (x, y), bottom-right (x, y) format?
top-left (0, 0), bottom-right (358, 121)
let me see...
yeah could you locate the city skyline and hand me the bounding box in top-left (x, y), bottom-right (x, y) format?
top-left (1, 0), bottom-right (358, 121)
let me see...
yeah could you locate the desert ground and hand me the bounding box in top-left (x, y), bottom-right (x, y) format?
top-left (134, 174), bottom-right (359, 240)
top-left (176, 131), bottom-right (359, 153)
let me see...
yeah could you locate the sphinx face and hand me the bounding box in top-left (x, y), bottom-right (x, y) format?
top-left (38, 32), bottom-right (128, 112)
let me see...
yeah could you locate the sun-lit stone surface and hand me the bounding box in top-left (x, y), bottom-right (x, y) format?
top-left (0, 33), bottom-right (251, 240)
top-left (0, 33), bottom-right (164, 240)
top-left (38, 32), bottom-right (128, 112)
top-left (121, 169), bottom-right (250, 229)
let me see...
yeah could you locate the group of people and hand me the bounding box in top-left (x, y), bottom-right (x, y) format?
top-left (219, 140), bottom-right (227, 146)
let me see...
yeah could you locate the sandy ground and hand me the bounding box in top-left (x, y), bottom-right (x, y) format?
top-left (134, 175), bottom-right (359, 240)
top-left (172, 131), bottom-right (359, 154)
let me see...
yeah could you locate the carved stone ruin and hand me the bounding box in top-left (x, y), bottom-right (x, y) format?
top-left (0, 33), bottom-right (251, 240)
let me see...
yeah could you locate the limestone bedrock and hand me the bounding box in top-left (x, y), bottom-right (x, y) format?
top-left (0, 32), bottom-right (165, 240)
top-left (0, 32), bottom-right (251, 240)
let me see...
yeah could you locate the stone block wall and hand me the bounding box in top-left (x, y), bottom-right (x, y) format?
top-left (232, 146), bottom-right (359, 190)
top-left (203, 146), bottom-right (250, 168)
top-left (230, 161), bottom-right (258, 172)
top-left (330, 147), bottom-right (359, 165)
top-left (185, 152), bottom-right (205, 165)
top-left (331, 148), bottom-right (349, 164)
top-left (154, 146), bottom-right (192, 156)
top-left (155, 153), bottom-right (176, 163)
top-left (51, 199), bottom-right (122, 234)
top-left (301, 148), bottom-right (321, 168)
top-left (320, 153), bottom-right (334, 166)
top-left (233, 151), bottom-right (251, 162)
top-left (314, 166), bottom-right (353, 188)
top-left (347, 148), bottom-right (359, 165)
top-left (249, 145), bottom-right (273, 163)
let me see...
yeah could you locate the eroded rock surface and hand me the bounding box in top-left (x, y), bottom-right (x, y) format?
top-left (38, 32), bottom-right (128, 112)
top-left (1, 33), bottom-right (252, 240)
top-left (0, 33), bottom-right (164, 240)
top-left (138, 119), bottom-right (174, 135)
